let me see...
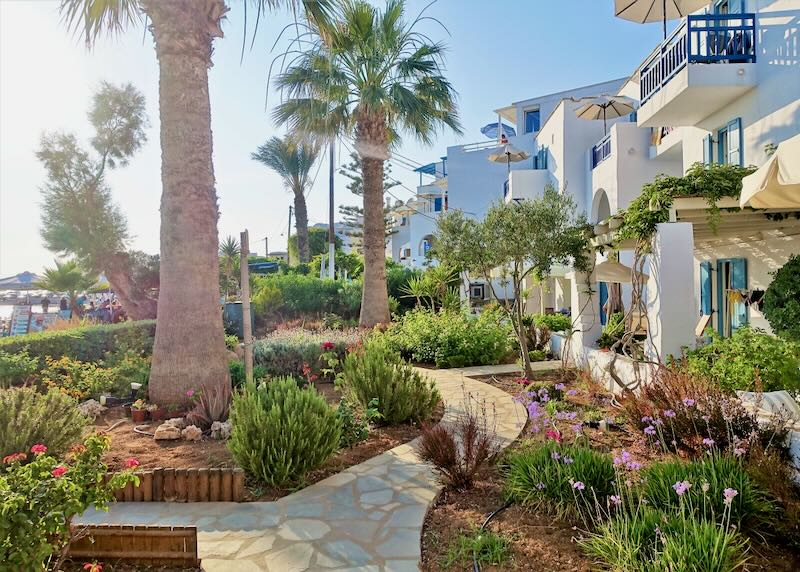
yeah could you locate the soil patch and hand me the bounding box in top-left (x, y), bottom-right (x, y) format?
top-left (97, 380), bottom-right (442, 501)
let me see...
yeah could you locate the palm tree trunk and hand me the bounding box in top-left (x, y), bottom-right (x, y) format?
top-left (356, 120), bottom-right (391, 327)
top-left (143, 0), bottom-right (230, 407)
top-left (293, 191), bottom-right (310, 263)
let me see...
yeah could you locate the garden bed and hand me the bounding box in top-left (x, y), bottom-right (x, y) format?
top-left (421, 368), bottom-right (800, 571)
top-left (96, 380), bottom-right (443, 501)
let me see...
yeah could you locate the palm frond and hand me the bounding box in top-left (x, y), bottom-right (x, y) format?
top-left (60, 0), bottom-right (142, 48)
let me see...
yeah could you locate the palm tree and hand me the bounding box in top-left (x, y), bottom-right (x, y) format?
top-left (219, 235), bottom-right (241, 298)
top-left (251, 135), bottom-right (319, 263)
top-left (35, 260), bottom-right (94, 316)
top-left (58, 0), bottom-right (312, 406)
top-left (273, 0), bottom-right (462, 327)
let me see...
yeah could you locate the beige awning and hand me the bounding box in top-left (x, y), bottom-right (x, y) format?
top-left (591, 259), bottom-right (644, 284)
top-left (740, 134), bottom-right (800, 209)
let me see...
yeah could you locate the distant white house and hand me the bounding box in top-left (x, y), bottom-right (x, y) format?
top-left (311, 221), bottom-right (358, 254)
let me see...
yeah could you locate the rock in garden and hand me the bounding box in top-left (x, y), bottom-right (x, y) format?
top-left (164, 417), bottom-right (186, 429)
top-left (210, 421), bottom-right (232, 440)
top-left (181, 425), bottom-right (203, 441)
top-left (154, 424), bottom-right (182, 440)
top-left (78, 399), bottom-right (106, 420)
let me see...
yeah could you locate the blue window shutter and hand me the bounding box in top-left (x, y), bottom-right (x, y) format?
top-left (700, 262), bottom-right (712, 315)
top-left (599, 282), bottom-right (608, 326)
top-left (433, 197), bottom-right (442, 212)
top-left (727, 117), bottom-right (743, 166)
top-left (731, 257), bottom-right (749, 331)
top-left (703, 134), bottom-right (714, 165)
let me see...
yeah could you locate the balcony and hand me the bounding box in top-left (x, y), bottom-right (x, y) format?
top-left (504, 168), bottom-right (552, 204)
top-left (637, 13), bottom-right (757, 128)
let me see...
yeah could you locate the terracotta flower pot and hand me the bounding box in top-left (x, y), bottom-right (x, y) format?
top-left (150, 407), bottom-right (167, 422)
top-left (131, 409), bottom-right (148, 423)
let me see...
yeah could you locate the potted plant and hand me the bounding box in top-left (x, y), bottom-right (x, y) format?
top-left (150, 404), bottom-right (167, 422)
top-left (131, 399), bottom-right (149, 423)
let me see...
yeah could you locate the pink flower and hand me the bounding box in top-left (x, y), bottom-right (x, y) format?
top-left (83, 563), bottom-right (103, 572)
top-left (124, 458), bottom-right (140, 469)
top-left (2, 452), bottom-right (26, 464)
top-left (30, 444), bottom-right (48, 455)
top-left (672, 480), bottom-right (692, 496)
top-left (610, 495), bottom-right (622, 506)
top-left (186, 390), bottom-right (195, 398)
top-left (723, 488), bottom-right (738, 505)
top-left (321, 341), bottom-right (335, 351)
top-left (733, 447), bottom-right (746, 457)
top-left (545, 429), bottom-right (562, 443)
top-left (702, 438), bottom-right (715, 447)
top-left (573, 481), bottom-right (585, 491)
top-left (51, 466), bottom-right (68, 478)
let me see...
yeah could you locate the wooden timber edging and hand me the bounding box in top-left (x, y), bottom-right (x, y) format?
top-left (112, 467), bottom-right (246, 502)
top-left (67, 524), bottom-right (200, 566)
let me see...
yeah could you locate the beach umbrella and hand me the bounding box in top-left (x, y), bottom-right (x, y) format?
top-left (480, 122), bottom-right (516, 140)
top-left (740, 134), bottom-right (800, 209)
top-left (592, 259), bottom-right (644, 284)
top-left (574, 95), bottom-right (636, 134)
top-left (614, 0), bottom-right (711, 39)
top-left (488, 144), bottom-right (531, 173)
top-left (0, 271), bottom-right (42, 291)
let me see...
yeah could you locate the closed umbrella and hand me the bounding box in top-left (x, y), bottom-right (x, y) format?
top-left (488, 144), bottom-right (531, 173)
top-left (614, 0), bottom-right (711, 39)
top-left (574, 95), bottom-right (636, 134)
top-left (740, 134), bottom-right (800, 209)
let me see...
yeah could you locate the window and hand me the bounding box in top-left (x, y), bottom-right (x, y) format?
top-left (524, 109), bottom-right (540, 134)
top-left (433, 197), bottom-right (443, 212)
top-left (400, 216), bottom-right (408, 226)
top-left (717, 258), bottom-right (748, 336)
top-left (713, 0), bottom-right (744, 15)
top-left (703, 118), bottom-right (743, 166)
top-left (400, 247), bottom-right (411, 259)
top-left (470, 283), bottom-right (485, 299)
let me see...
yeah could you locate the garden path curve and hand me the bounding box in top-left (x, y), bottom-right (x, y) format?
top-left (78, 363), bottom-right (538, 572)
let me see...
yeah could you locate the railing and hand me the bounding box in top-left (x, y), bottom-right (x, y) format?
top-left (640, 13), bottom-right (756, 104)
top-left (591, 133), bottom-right (612, 169)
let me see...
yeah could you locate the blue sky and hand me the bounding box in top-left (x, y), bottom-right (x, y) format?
top-left (0, 0), bottom-right (670, 276)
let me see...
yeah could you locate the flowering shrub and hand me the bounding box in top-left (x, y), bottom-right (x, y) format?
top-left (0, 434), bottom-right (138, 570)
top-left (621, 367), bottom-right (788, 458)
top-left (383, 309), bottom-right (511, 368)
top-left (0, 387), bottom-right (87, 461)
top-left (335, 397), bottom-right (381, 448)
top-left (0, 349), bottom-right (39, 389)
top-left (252, 328), bottom-right (359, 378)
top-left (504, 441), bottom-right (615, 522)
top-left (39, 356), bottom-right (115, 400)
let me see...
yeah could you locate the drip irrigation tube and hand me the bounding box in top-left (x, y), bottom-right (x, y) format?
top-left (472, 500), bottom-right (513, 572)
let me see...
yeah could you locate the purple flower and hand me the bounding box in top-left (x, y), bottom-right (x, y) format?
top-left (562, 456), bottom-right (574, 465)
top-left (683, 398), bottom-right (696, 407)
top-left (733, 447), bottom-right (746, 457)
top-left (641, 416), bottom-right (653, 423)
top-left (672, 480), bottom-right (692, 496)
top-left (551, 451), bottom-right (561, 461)
top-left (555, 383), bottom-right (566, 391)
top-left (701, 415), bottom-right (711, 423)
top-left (610, 495), bottom-right (621, 506)
top-left (702, 438), bottom-right (715, 447)
top-left (571, 424), bottom-right (583, 434)
top-left (723, 488), bottom-right (738, 505)
top-left (653, 418), bottom-right (664, 427)
top-left (613, 450), bottom-right (632, 466)
top-left (644, 425), bottom-right (656, 436)
top-left (567, 389), bottom-right (578, 396)
top-left (663, 409), bottom-right (676, 418)
top-left (573, 481), bottom-right (585, 491)
top-left (626, 461), bottom-right (642, 471)
top-left (536, 482), bottom-right (546, 490)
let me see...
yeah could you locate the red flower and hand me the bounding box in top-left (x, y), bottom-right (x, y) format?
top-left (545, 429), bottom-right (562, 443)
top-left (309, 374), bottom-right (318, 383)
top-left (2, 452), bottom-right (26, 464)
top-left (124, 458), bottom-right (140, 469)
top-left (51, 466), bottom-right (68, 478)
top-left (83, 563), bottom-right (103, 572)
top-left (321, 341), bottom-right (335, 351)
top-left (301, 363), bottom-right (312, 375)
top-left (30, 444), bottom-right (48, 455)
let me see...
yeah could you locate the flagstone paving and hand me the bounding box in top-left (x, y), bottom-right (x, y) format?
top-left (78, 363), bottom-right (541, 571)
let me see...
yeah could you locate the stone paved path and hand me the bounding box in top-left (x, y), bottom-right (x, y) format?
top-left (78, 364), bottom-right (540, 571)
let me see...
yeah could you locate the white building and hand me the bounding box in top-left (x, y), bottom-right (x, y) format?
top-left (553, 0), bottom-right (800, 390)
top-left (311, 221), bottom-right (358, 254)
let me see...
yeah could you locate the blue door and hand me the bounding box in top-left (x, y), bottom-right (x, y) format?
top-left (599, 282), bottom-right (608, 326)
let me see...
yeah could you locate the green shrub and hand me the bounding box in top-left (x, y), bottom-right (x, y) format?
top-left (385, 309), bottom-right (511, 367)
top-left (252, 328), bottom-right (360, 378)
top-left (225, 334), bottom-right (239, 351)
top-left (251, 274), bottom-right (362, 320)
top-left (335, 397), bottom-right (381, 448)
top-left (228, 360), bottom-right (269, 387)
top-left (533, 313), bottom-right (572, 333)
top-left (227, 378), bottom-right (341, 487)
top-left (685, 326), bottom-right (800, 392)
top-left (0, 387), bottom-right (87, 461)
top-left (0, 320), bottom-right (155, 366)
top-left (763, 254), bottom-right (800, 342)
top-left (0, 350), bottom-right (39, 388)
top-left (528, 349), bottom-right (546, 362)
top-left (580, 507), bottom-right (749, 572)
top-left (443, 528), bottom-right (511, 569)
top-left (105, 351), bottom-right (151, 396)
top-left (339, 341), bottom-right (439, 425)
top-left (0, 433), bottom-right (137, 570)
top-left (642, 455), bottom-right (773, 531)
top-left (504, 441), bottom-right (615, 520)
top-left (597, 312), bottom-right (625, 350)
top-left (39, 356), bottom-right (115, 400)
top-left (251, 281), bottom-right (283, 321)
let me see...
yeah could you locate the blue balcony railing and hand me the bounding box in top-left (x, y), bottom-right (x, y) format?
top-left (591, 133), bottom-right (612, 169)
top-left (640, 13), bottom-right (756, 104)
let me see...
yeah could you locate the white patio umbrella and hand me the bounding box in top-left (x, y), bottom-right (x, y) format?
top-left (574, 95), bottom-right (636, 134)
top-left (592, 259), bottom-right (644, 284)
top-left (488, 144), bottom-right (531, 173)
top-left (614, 0), bottom-right (711, 39)
top-left (740, 134), bottom-right (800, 209)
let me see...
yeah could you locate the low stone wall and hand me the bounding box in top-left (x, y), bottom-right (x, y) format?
top-left (550, 334), bottom-right (654, 394)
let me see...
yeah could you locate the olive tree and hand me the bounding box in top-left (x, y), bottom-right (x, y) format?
top-left (435, 186), bottom-right (589, 377)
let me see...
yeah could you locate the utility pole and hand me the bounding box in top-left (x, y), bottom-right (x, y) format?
top-left (263, 236), bottom-right (268, 258)
top-left (239, 230), bottom-right (253, 383)
top-left (288, 205), bottom-right (293, 264)
top-left (328, 141), bottom-right (336, 279)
